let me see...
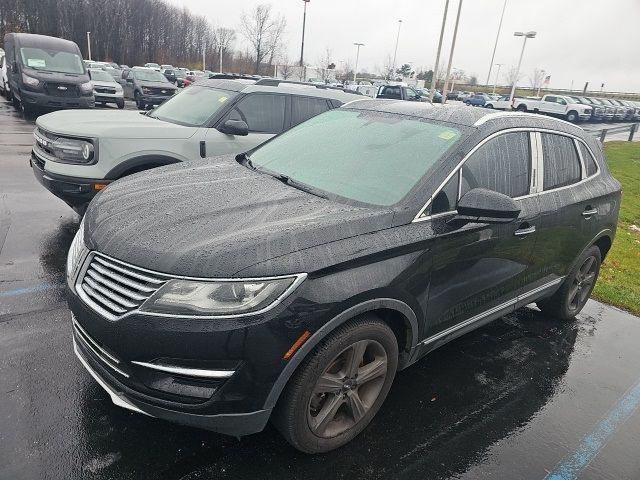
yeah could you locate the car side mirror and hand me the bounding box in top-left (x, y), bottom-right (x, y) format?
top-left (218, 119), bottom-right (249, 136)
top-left (450, 188), bottom-right (521, 225)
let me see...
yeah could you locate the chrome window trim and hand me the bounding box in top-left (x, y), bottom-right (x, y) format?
top-left (419, 277), bottom-right (564, 347)
top-left (131, 361), bottom-right (235, 379)
top-left (412, 127), bottom-right (602, 223)
top-left (74, 251), bottom-right (308, 321)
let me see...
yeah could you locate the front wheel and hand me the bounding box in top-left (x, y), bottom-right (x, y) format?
top-left (485, 104), bottom-right (494, 109)
top-left (566, 111), bottom-right (578, 122)
top-left (516, 104), bottom-right (527, 112)
top-left (537, 245), bottom-right (601, 320)
top-left (272, 315), bottom-right (398, 453)
top-left (134, 92), bottom-right (145, 110)
top-left (116, 99), bottom-right (125, 109)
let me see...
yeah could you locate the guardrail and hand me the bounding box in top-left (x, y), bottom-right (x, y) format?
top-left (589, 123), bottom-right (638, 142)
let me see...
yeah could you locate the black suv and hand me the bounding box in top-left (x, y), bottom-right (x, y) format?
top-left (67, 102), bottom-right (620, 453)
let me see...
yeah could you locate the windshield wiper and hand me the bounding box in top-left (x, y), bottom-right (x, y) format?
top-left (273, 174), bottom-right (329, 200)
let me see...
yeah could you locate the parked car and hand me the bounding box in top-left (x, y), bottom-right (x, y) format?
top-left (120, 67), bottom-right (177, 109)
top-left (376, 84), bottom-right (425, 101)
top-left (186, 70), bottom-right (205, 83)
top-left (66, 101), bottom-right (620, 453)
top-left (446, 90), bottom-right (459, 100)
top-left (484, 95), bottom-right (513, 110)
top-left (144, 62), bottom-right (161, 71)
top-left (3, 33), bottom-right (94, 114)
top-left (608, 99), bottom-right (635, 121)
top-left (30, 79), bottom-right (362, 213)
top-left (162, 68), bottom-right (177, 84)
top-left (173, 69), bottom-right (187, 87)
top-left (457, 91), bottom-right (474, 101)
top-left (88, 68), bottom-right (124, 109)
top-left (0, 48), bottom-right (9, 99)
top-left (355, 84), bottom-right (377, 97)
top-left (512, 94), bottom-right (592, 122)
top-left (584, 97), bottom-right (615, 121)
top-left (568, 96), bottom-right (607, 122)
top-left (596, 98), bottom-right (626, 121)
top-left (465, 93), bottom-right (490, 106)
top-left (104, 66), bottom-right (122, 80)
top-left (160, 64), bottom-right (174, 71)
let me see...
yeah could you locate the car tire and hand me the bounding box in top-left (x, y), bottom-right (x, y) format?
top-left (516, 104), bottom-right (527, 112)
top-left (272, 314), bottom-right (398, 454)
top-left (537, 245), bottom-right (601, 320)
top-left (566, 111), bottom-right (578, 122)
top-left (465, 101), bottom-right (471, 106)
top-left (486, 104), bottom-right (494, 109)
top-left (134, 92), bottom-right (144, 110)
top-left (116, 99), bottom-right (125, 109)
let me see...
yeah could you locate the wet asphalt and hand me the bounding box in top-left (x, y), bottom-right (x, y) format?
top-left (1, 97), bottom-right (639, 480)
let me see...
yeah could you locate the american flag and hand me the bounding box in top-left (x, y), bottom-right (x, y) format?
top-left (543, 75), bottom-right (551, 85)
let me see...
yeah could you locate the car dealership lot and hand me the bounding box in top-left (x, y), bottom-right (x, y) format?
top-left (1, 98), bottom-right (640, 479)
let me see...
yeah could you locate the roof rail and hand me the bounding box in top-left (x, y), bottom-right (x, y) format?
top-left (209, 73), bottom-right (261, 81)
top-left (254, 78), bottom-right (362, 95)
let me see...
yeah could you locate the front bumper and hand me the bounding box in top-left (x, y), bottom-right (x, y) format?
top-left (21, 89), bottom-right (94, 109)
top-left (94, 91), bottom-right (124, 103)
top-left (140, 93), bottom-right (174, 105)
top-left (30, 152), bottom-right (107, 208)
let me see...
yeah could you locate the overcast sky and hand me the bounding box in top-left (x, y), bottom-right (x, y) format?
top-left (170, 0), bottom-right (639, 92)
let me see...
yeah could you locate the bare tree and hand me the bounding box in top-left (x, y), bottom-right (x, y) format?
top-left (503, 66), bottom-right (521, 88)
top-left (316, 47), bottom-right (333, 83)
top-left (278, 54), bottom-right (294, 79)
top-left (240, 4), bottom-right (286, 75)
top-left (529, 67), bottom-right (546, 92)
top-left (382, 54), bottom-right (394, 80)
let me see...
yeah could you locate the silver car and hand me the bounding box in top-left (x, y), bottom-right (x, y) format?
top-left (88, 68), bottom-right (124, 109)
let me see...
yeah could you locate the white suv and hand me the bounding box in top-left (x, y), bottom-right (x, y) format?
top-left (30, 79), bottom-right (363, 213)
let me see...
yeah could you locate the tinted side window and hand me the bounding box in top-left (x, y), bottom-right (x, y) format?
top-left (578, 141), bottom-right (598, 177)
top-left (541, 133), bottom-right (581, 190)
top-left (382, 86), bottom-right (401, 99)
top-left (460, 132), bottom-right (531, 198)
top-left (431, 172), bottom-right (459, 215)
top-left (228, 94), bottom-right (285, 134)
top-left (291, 96), bottom-right (330, 127)
top-left (545, 96), bottom-right (557, 103)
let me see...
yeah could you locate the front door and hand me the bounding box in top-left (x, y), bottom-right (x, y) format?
top-left (205, 92), bottom-right (286, 156)
top-left (424, 131), bottom-right (540, 338)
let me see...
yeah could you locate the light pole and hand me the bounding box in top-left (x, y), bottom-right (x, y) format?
top-left (86, 32), bottom-right (91, 61)
top-left (485, 0), bottom-right (507, 86)
top-left (492, 63), bottom-right (503, 94)
top-left (353, 42), bottom-right (364, 83)
top-left (391, 20), bottom-right (402, 78)
top-left (202, 42), bottom-right (206, 71)
top-left (219, 45), bottom-right (223, 72)
top-left (300, 0), bottom-right (310, 67)
top-left (430, 0), bottom-right (450, 102)
top-left (509, 31), bottom-right (536, 103)
top-left (442, 0), bottom-right (464, 104)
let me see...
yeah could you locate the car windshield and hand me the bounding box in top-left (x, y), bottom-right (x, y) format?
top-left (149, 86), bottom-right (236, 127)
top-left (19, 47), bottom-right (84, 74)
top-left (89, 69), bottom-right (114, 82)
top-left (248, 109), bottom-right (463, 207)
top-left (174, 70), bottom-right (185, 78)
top-left (133, 69), bottom-right (169, 82)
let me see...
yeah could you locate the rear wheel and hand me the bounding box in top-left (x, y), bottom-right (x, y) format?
top-left (516, 104), bottom-right (527, 112)
top-left (537, 246), bottom-right (601, 320)
top-left (273, 315), bottom-right (398, 453)
top-left (486, 103), bottom-right (494, 109)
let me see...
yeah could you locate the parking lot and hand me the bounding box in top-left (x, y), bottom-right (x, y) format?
top-left (1, 95), bottom-right (640, 479)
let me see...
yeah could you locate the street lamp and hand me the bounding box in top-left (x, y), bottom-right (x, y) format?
top-left (441, 0), bottom-right (464, 104)
top-left (86, 32), bottom-right (91, 61)
top-left (300, 0), bottom-right (310, 67)
top-left (509, 31), bottom-right (536, 102)
top-left (485, 0), bottom-right (507, 86)
top-left (353, 42), bottom-right (364, 83)
top-left (430, 0), bottom-right (450, 102)
top-left (492, 63), bottom-right (504, 94)
top-left (391, 20), bottom-right (402, 77)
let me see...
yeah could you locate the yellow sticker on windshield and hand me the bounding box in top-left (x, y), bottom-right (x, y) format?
top-left (438, 131), bottom-right (457, 140)
top-left (219, 96), bottom-right (228, 103)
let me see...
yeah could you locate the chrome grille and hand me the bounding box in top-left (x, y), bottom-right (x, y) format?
top-left (77, 253), bottom-right (168, 320)
top-left (72, 315), bottom-right (128, 377)
top-left (95, 87), bottom-right (116, 94)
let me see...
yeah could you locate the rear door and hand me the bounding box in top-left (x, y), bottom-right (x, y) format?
top-left (528, 132), bottom-right (602, 290)
top-left (288, 95), bottom-right (332, 128)
top-left (206, 92), bottom-right (287, 155)
top-left (424, 130), bottom-right (540, 338)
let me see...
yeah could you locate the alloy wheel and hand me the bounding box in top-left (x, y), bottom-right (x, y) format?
top-left (568, 255), bottom-right (597, 311)
top-left (307, 339), bottom-right (388, 438)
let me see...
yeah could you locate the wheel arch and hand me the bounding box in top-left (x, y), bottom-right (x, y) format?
top-left (263, 298), bottom-right (419, 410)
top-left (106, 155), bottom-right (182, 179)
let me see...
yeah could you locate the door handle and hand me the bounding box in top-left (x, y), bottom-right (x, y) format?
top-left (582, 208), bottom-right (598, 218)
top-left (514, 225), bottom-right (536, 237)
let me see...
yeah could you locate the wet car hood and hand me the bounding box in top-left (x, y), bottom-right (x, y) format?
top-left (83, 156), bottom-right (395, 277)
top-left (36, 110), bottom-right (197, 139)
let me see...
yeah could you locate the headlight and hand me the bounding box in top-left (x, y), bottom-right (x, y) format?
top-left (79, 81), bottom-right (93, 94)
top-left (40, 133), bottom-right (95, 163)
top-left (142, 87), bottom-right (151, 94)
top-left (140, 274), bottom-right (306, 317)
top-left (66, 220), bottom-right (86, 282)
top-left (22, 73), bottom-right (40, 88)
